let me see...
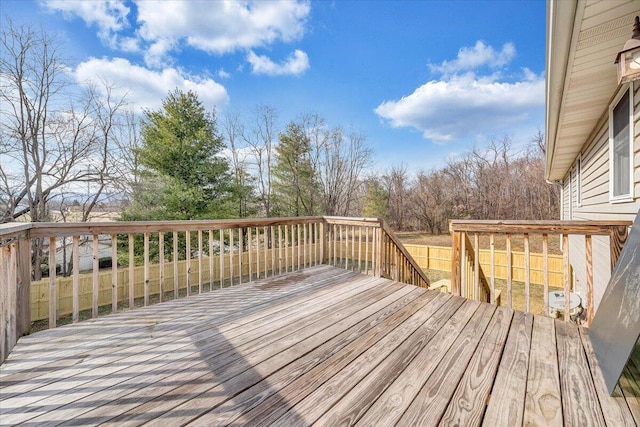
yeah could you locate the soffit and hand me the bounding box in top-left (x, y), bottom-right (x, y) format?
top-left (546, 0), bottom-right (639, 181)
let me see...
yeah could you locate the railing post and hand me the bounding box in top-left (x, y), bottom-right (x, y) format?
top-left (16, 237), bottom-right (31, 337)
top-left (609, 225), bottom-right (628, 271)
top-left (451, 230), bottom-right (462, 296)
top-left (375, 224), bottom-right (383, 277)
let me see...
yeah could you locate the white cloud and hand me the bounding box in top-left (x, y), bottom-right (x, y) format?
top-left (42, 0), bottom-right (130, 48)
top-left (429, 41), bottom-right (516, 75)
top-left (247, 50), bottom-right (309, 76)
top-left (42, 0), bottom-right (311, 70)
top-left (136, 0), bottom-right (310, 65)
top-left (218, 69), bottom-right (232, 79)
top-left (375, 71), bottom-right (544, 144)
top-left (74, 57), bottom-right (229, 111)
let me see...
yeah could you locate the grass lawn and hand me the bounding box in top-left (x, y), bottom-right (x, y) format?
top-left (423, 268), bottom-right (565, 317)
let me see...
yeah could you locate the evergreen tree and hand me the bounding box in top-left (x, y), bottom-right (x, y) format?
top-left (272, 122), bottom-right (317, 216)
top-left (122, 89), bottom-right (234, 220)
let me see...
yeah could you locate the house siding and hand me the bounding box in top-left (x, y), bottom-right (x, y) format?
top-left (561, 82), bottom-right (640, 313)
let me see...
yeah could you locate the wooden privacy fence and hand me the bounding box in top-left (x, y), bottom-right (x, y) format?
top-left (449, 220), bottom-right (630, 324)
top-left (0, 216), bottom-right (429, 364)
top-left (404, 244), bottom-right (565, 286)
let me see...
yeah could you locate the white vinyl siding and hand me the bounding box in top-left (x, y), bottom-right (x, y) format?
top-left (563, 82), bottom-right (639, 314)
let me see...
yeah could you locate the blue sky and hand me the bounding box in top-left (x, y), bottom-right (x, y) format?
top-left (3, 0), bottom-right (546, 173)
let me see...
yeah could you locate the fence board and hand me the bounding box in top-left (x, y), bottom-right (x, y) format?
top-left (404, 244), bottom-right (564, 288)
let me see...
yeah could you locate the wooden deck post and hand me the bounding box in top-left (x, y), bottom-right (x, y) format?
top-left (451, 230), bottom-right (462, 296)
top-left (16, 237), bottom-right (31, 337)
top-left (609, 225), bottom-right (629, 272)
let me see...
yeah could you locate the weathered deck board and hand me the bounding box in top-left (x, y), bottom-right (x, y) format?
top-left (438, 306), bottom-right (513, 426)
top-left (523, 315), bottom-right (562, 426)
top-left (556, 319), bottom-right (606, 426)
top-left (482, 310), bottom-right (533, 426)
top-left (0, 265), bottom-right (636, 427)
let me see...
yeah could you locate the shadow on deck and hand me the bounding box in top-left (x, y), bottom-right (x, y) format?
top-left (0, 265), bottom-right (638, 426)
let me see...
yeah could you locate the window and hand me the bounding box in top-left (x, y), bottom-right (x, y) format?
top-left (609, 85), bottom-right (633, 201)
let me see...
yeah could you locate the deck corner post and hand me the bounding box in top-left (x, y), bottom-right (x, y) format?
top-left (609, 225), bottom-right (629, 272)
top-left (451, 229), bottom-right (462, 296)
top-left (16, 236), bottom-right (31, 337)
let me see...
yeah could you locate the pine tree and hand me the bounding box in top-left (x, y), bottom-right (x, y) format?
top-left (122, 89), bottom-right (234, 220)
top-left (272, 122), bottom-right (317, 216)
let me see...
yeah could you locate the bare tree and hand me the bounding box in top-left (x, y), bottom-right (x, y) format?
top-left (383, 164), bottom-right (409, 230)
top-left (222, 109), bottom-right (255, 218)
top-left (242, 104), bottom-right (277, 217)
top-left (0, 20), bottom-right (128, 278)
top-left (312, 126), bottom-right (371, 216)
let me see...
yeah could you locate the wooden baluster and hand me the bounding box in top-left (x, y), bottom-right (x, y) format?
top-left (351, 226), bottom-right (356, 271)
top-left (93, 235), bottom-right (99, 317)
top-left (263, 226), bottom-right (268, 277)
top-left (248, 227), bottom-right (253, 281)
top-left (158, 232), bottom-right (164, 302)
top-left (186, 231), bottom-right (191, 295)
top-left (460, 234), bottom-right (466, 299)
top-left (303, 223), bottom-right (308, 268)
top-left (173, 231), bottom-right (179, 297)
top-left (72, 236), bottom-right (80, 322)
top-left (524, 233), bottom-right (530, 313)
top-left (220, 230), bottom-right (225, 287)
top-left (284, 225), bottom-right (289, 272)
top-left (473, 233), bottom-right (479, 301)
top-left (333, 224), bottom-right (337, 266)
top-left (490, 233), bottom-right (495, 304)
top-left (335, 224), bottom-right (339, 267)
top-left (270, 226), bottom-right (276, 276)
top-left (112, 234), bottom-right (118, 312)
top-left (144, 232), bottom-right (150, 305)
top-left (320, 222), bottom-right (325, 265)
top-left (297, 224), bottom-right (302, 270)
top-left (198, 230), bottom-right (203, 292)
top-left (340, 225), bottom-right (345, 269)
top-left (586, 234), bottom-right (593, 325)
top-left (229, 229), bottom-right (234, 285)
top-left (129, 233), bottom-right (135, 306)
top-left (365, 227), bottom-right (370, 275)
top-left (563, 233), bottom-right (570, 322)
top-left (209, 230), bottom-right (214, 289)
top-left (255, 227), bottom-right (260, 280)
top-left (506, 233), bottom-right (512, 310)
top-left (278, 226), bottom-right (283, 275)
top-left (358, 226), bottom-right (363, 271)
top-left (543, 234), bottom-right (549, 316)
top-left (312, 223), bottom-right (317, 265)
top-left (49, 237), bottom-right (57, 328)
top-left (238, 228), bottom-right (243, 284)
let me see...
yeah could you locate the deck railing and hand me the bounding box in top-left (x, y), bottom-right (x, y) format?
top-left (0, 216), bottom-right (429, 363)
top-left (450, 220), bottom-right (630, 324)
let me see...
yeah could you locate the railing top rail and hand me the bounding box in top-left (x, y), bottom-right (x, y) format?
top-left (4, 216), bottom-right (390, 239)
top-left (0, 223), bottom-right (31, 242)
top-left (22, 216), bottom-right (325, 238)
top-left (379, 220), bottom-right (431, 287)
top-left (322, 216), bottom-right (382, 227)
top-left (449, 220), bottom-right (632, 235)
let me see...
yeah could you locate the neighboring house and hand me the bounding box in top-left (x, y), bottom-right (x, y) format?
top-left (546, 1), bottom-right (639, 314)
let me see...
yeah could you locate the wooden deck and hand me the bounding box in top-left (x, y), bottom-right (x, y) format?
top-left (1, 265), bottom-right (638, 426)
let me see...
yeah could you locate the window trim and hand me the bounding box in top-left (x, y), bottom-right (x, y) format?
top-left (568, 168), bottom-right (573, 219)
top-left (608, 82), bottom-right (634, 203)
top-left (576, 154), bottom-right (582, 207)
